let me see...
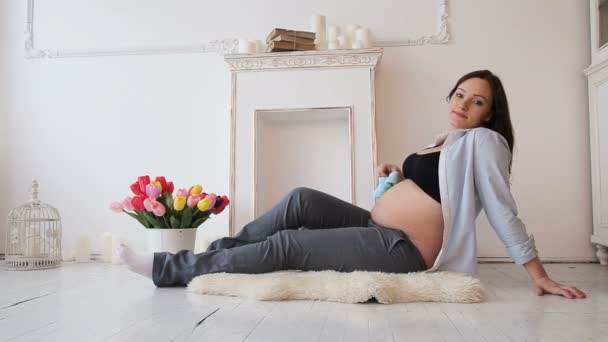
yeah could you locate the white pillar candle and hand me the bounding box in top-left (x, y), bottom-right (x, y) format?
top-left (327, 26), bottom-right (339, 41)
top-left (344, 24), bottom-right (360, 49)
top-left (75, 234), bottom-right (91, 263)
top-left (336, 35), bottom-right (347, 49)
top-left (111, 235), bottom-right (125, 264)
top-left (248, 41), bottom-right (256, 53)
top-left (237, 38), bottom-right (250, 53)
top-left (311, 15), bottom-right (327, 50)
top-left (252, 40), bottom-right (264, 53)
top-left (62, 249), bottom-right (75, 262)
top-left (100, 232), bottom-right (113, 263)
top-left (355, 27), bottom-right (372, 48)
top-left (327, 41), bottom-right (339, 50)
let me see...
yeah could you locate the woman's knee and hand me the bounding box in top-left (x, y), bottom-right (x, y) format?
top-left (289, 186), bottom-right (318, 200)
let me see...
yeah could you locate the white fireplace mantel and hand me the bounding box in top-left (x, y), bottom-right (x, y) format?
top-left (224, 48), bottom-right (383, 71)
top-left (225, 48), bottom-right (383, 237)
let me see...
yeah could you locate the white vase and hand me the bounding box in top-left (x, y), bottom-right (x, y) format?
top-left (147, 228), bottom-right (198, 253)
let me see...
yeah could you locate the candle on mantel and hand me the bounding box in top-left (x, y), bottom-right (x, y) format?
top-left (237, 38), bottom-right (250, 53)
top-left (327, 26), bottom-right (339, 41)
top-left (355, 27), bottom-right (372, 48)
top-left (252, 40), bottom-right (264, 53)
top-left (336, 35), bottom-right (347, 50)
top-left (328, 41), bottom-right (339, 50)
top-left (311, 15), bottom-right (327, 49)
top-left (344, 24), bottom-right (360, 49)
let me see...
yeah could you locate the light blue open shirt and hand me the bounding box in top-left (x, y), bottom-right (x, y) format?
top-left (410, 127), bottom-right (538, 277)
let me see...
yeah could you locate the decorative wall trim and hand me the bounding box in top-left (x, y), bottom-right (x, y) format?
top-left (24, 0), bottom-right (238, 59)
top-left (24, 0), bottom-right (449, 59)
top-left (224, 48), bottom-right (383, 71)
top-left (375, 0), bottom-right (450, 47)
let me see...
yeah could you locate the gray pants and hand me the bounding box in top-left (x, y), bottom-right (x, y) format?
top-left (152, 187), bottom-right (427, 287)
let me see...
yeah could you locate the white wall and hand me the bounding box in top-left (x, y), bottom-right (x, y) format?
top-left (0, 0), bottom-right (9, 255)
top-left (0, 0), bottom-right (595, 261)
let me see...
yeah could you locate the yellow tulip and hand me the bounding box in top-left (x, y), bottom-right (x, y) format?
top-left (151, 181), bottom-right (163, 190)
top-left (173, 196), bottom-right (187, 211)
top-left (190, 184), bottom-right (203, 195)
top-left (197, 198), bottom-right (212, 211)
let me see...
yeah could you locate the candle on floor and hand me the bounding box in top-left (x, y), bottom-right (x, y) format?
top-left (75, 234), bottom-right (91, 263)
top-left (100, 232), bottom-right (113, 262)
top-left (111, 235), bottom-right (125, 264)
top-left (62, 249), bottom-right (75, 262)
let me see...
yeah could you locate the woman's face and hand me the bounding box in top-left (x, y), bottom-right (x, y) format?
top-left (447, 77), bottom-right (493, 129)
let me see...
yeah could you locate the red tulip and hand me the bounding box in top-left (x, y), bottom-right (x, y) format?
top-left (130, 182), bottom-right (145, 197)
top-left (137, 176), bottom-right (150, 194)
top-left (131, 195), bottom-right (145, 211)
top-left (155, 176), bottom-right (167, 191)
top-left (212, 195), bottom-right (230, 215)
top-left (165, 181), bottom-right (174, 194)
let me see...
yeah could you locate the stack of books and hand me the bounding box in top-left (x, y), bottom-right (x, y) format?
top-left (266, 28), bottom-right (316, 52)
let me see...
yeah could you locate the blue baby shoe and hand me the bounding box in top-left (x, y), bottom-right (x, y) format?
top-left (374, 171), bottom-right (401, 199)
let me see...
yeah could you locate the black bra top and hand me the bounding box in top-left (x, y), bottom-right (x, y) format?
top-left (402, 149), bottom-right (441, 204)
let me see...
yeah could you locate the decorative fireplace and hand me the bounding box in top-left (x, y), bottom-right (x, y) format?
top-left (224, 48), bottom-right (383, 237)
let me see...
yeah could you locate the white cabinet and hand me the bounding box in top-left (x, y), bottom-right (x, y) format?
top-left (586, 1), bottom-right (608, 265)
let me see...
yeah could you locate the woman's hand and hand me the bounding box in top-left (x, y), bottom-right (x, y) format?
top-left (376, 163), bottom-right (400, 177)
top-left (534, 276), bottom-right (587, 299)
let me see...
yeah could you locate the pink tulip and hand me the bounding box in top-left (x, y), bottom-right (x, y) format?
top-left (187, 194), bottom-right (202, 208)
top-left (176, 188), bottom-right (189, 197)
top-left (143, 198), bottom-right (166, 217)
top-left (146, 184), bottom-right (161, 199)
top-left (144, 198), bottom-right (154, 211)
top-left (151, 201), bottom-right (166, 216)
top-left (110, 201), bottom-right (124, 213)
top-left (208, 194), bottom-right (217, 208)
top-left (122, 197), bottom-right (135, 211)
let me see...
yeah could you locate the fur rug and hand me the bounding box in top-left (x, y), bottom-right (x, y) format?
top-left (187, 270), bottom-right (486, 304)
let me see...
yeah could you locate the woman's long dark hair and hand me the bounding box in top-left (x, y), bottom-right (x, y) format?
top-left (446, 70), bottom-right (515, 177)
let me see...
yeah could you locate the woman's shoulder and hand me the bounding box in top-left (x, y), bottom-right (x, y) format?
top-left (468, 127), bottom-right (511, 160)
top-left (470, 127), bottom-right (508, 148)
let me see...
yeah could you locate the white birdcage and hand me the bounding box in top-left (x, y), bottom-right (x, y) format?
top-left (5, 180), bottom-right (62, 270)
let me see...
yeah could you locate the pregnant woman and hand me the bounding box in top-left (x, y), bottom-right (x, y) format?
top-left (119, 70), bottom-right (586, 299)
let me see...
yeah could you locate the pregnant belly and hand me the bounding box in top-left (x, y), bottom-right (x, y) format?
top-left (370, 179), bottom-right (444, 270)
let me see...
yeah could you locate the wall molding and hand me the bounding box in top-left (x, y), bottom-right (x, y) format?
top-left (24, 0), bottom-right (449, 59)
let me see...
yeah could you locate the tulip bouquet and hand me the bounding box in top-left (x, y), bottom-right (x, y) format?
top-left (110, 175), bottom-right (230, 229)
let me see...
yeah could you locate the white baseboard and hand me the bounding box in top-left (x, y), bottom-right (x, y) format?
top-left (478, 257), bottom-right (598, 263)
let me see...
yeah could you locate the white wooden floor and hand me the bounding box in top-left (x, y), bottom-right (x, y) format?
top-left (0, 261), bottom-right (606, 342)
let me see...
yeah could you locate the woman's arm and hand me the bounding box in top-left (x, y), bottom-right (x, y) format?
top-left (523, 257), bottom-right (587, 298)
top-left (474, 130), bottom-right (587, 299)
